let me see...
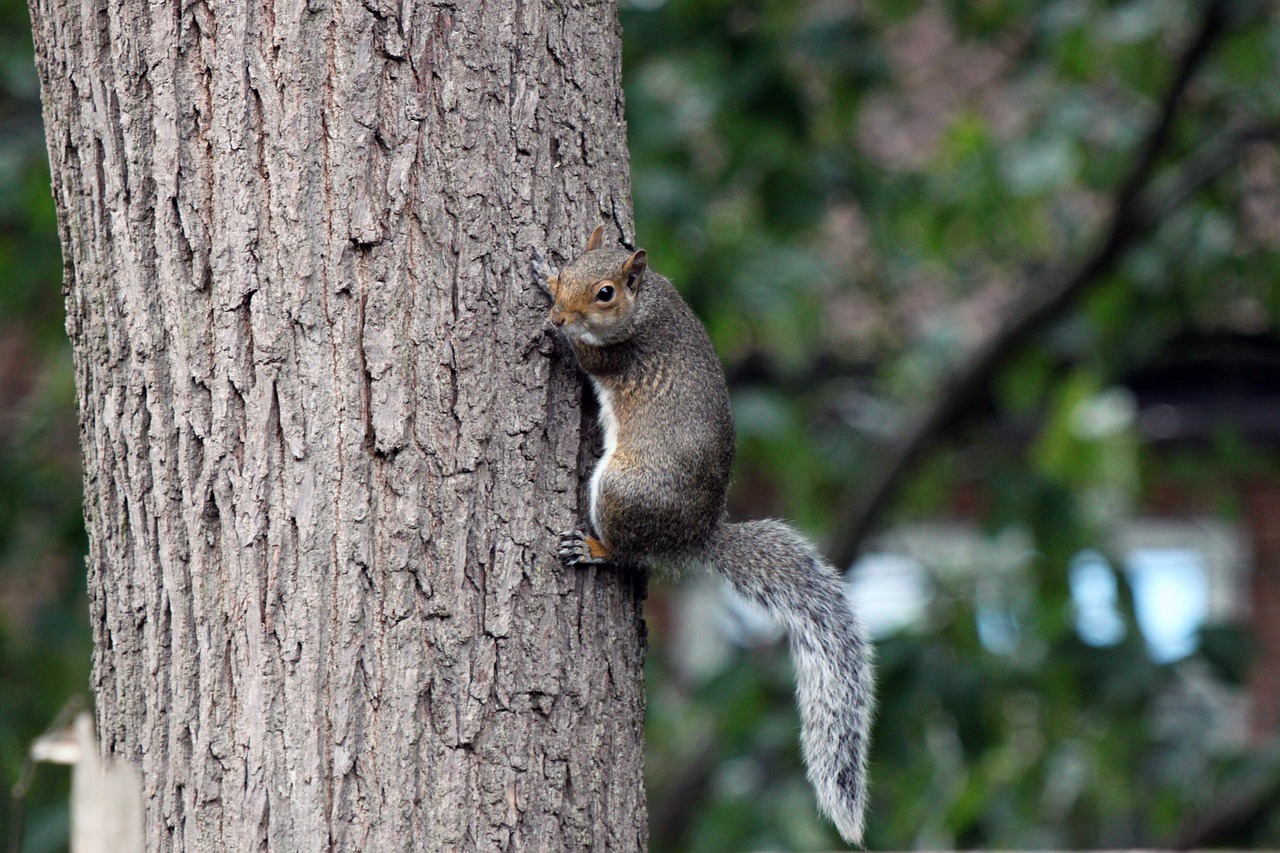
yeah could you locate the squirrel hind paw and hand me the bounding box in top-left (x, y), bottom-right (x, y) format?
top-left (557, 529), bottom-right (609, 566)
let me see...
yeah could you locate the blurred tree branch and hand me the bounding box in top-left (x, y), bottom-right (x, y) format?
top-left (829, 0), bottom-right (1277, 569)
top-left (723, 351), bottom-right (874, 393)
top-left (1174, 740), bottom-right (1280, 847)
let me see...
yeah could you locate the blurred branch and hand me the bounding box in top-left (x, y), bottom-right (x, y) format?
top-left (829, 0), bottom-right (1272, 569)
top-left (1174, 738), bottom-right (1280, 848)
top-left (724, 113), bottom-right (1270, 404)
top-left (724, 350), bottom-right (874, 394)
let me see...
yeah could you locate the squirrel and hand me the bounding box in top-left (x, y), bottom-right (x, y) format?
top-left (533, 225), bottom-right (874, 845)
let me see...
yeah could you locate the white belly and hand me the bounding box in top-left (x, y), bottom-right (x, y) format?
top-left (588, 379), bottom-right (618, 536)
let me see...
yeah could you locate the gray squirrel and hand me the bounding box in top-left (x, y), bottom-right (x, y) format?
top-left (534, 225), bottom-right (874, 845)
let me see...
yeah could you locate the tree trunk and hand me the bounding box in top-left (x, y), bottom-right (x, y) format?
top-left (26, 0), bottom-right (646, 847)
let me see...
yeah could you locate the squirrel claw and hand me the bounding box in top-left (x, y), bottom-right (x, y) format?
top-left (531, 248), bottom-right (559, 297)
top-left (558, 529), bottom-right (608, 567)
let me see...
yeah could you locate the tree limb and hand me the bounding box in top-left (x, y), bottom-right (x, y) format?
top-left (828, 0), bottom-right (1262, 569)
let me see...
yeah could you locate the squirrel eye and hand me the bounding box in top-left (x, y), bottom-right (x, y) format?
top-left (595, 284), bottom-right (616, 303)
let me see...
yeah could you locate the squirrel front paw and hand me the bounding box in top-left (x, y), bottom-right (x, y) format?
top-left (531, 248), bottom-right (559, 298)
top-left (558, 529), bottom-right (609, 567)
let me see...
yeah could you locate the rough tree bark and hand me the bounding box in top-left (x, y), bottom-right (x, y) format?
top-left (27, 0), bottom-right (646, 848)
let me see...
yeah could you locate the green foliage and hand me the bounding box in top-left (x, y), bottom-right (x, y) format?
top-left (625, 0), bottom-right (1280, 849)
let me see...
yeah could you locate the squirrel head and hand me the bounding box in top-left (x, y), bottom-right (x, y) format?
top-left (546, 225), bottom-right (647, 347)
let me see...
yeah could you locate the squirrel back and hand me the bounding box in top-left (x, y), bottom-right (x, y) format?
top-left (536, 226), bottom-right (873, 844)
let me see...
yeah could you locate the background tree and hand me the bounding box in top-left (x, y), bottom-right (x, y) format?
top-left (17, 0), bottom-right (647, 849)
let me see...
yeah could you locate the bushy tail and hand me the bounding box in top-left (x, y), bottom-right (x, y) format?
top-left (706, 520), bottom-right (874, 845)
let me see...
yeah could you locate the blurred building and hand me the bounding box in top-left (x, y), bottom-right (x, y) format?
top-left (1128, 332), bottom-right (1280, 741)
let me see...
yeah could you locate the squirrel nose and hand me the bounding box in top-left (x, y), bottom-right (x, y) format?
top-left (549, 309), bottom-right (566, 327)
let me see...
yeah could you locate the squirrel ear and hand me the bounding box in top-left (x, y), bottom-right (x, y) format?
top-left (585, 225), bottom-right (605, 252)
top-left (622, 250), bottom-right (647, 289)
